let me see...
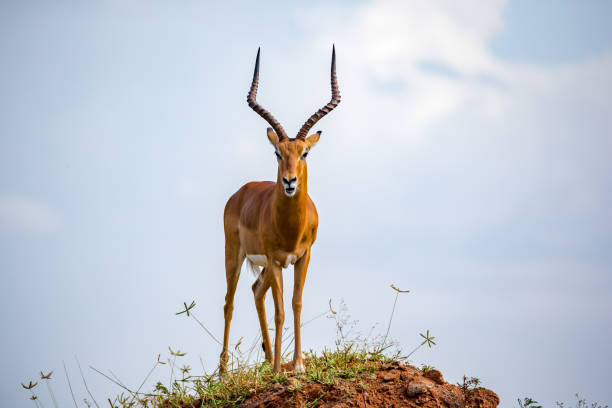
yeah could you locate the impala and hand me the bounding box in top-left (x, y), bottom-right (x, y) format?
top-left (219, 46), bottom-right (340, 374)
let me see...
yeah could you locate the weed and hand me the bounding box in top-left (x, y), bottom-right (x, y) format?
top-left (457, 375), bottom-right (482, 407)
top-left (421, 364), bottom-right (435, 373)
top-left (63, 361), bottom-right (79, 408)
top-left (556, 394), bottom-right (608, 408)
top-left (381, 284), bottom-right (410, 348)
top-left (518, 397), bottom-right (543, 408)
top-left (24, 283), bottom-right (441, 407)
top-left (40, 371), bottom-right (59, 408)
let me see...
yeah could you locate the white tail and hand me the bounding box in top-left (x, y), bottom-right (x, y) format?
top-left (246, 258), bottom-right (263, 281)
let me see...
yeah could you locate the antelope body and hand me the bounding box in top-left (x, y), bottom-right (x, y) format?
top-left (219, 47), bottom-right (340, 373)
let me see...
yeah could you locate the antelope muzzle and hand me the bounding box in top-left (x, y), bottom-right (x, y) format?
top-left (282, 177), bottom-right (297, 196)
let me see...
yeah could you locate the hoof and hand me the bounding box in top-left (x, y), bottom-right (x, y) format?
top-left (219, 354), bottom-right (228, 376)
top-left (293, 361), bottom-right (305, 373)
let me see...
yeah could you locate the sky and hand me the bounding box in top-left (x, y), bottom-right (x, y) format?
top-left (1, 0), bottom-right (611, 406)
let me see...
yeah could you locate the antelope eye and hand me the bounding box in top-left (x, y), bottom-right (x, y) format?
top-left (301, 152), bottom-right (308, 159)
top-left (275, 151), bottom-right (282, 160)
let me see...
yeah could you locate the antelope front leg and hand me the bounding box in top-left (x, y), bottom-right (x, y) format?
top-left (219, 249), bottom-right (244, 375)
top-left (268, 264), bottom-right (284, 372)
top-left (292, 249), bottom-right (310, 373)
top-left (252, 270), bottom-right (273, 363)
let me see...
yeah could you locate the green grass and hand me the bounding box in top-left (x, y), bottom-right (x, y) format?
top-left (114, 345), bottom-right (392, 408)
top-left (97, 284), bottom-right (416, 407)
top-left (21, 283), bottom-right (610, 408)
top-left (22, 283), bottom-right (441, 408)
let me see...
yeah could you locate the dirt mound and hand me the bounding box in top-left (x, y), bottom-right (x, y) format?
top-left (238, 361), bottom-right (499, 408)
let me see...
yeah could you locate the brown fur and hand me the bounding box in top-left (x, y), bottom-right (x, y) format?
top-left (220, 131), bottom-right (320, 373)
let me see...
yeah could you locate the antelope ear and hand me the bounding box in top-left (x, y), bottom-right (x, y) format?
top-left (305, 131), bottom-right (321, 148)
top-left (267, 127), bottom-right (279, 146)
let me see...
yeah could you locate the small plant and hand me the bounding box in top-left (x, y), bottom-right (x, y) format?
top-left (421, 364), bottom-right (435, 373)
top-left (28, 284), bottom-right (444, 408)
top-left (556, 394), bottom-right (608, 408)
top-left (328, 299), bottom-right (362, 348)
top-left (457, 375), bottom-right (482, 406)
top-left (380, 284), bottom-right (410, 349)
top-left (402, 329), bottom-right (437, 362)
top-left (457, 375), bottom-right (481, 390)
top-left (518, 397), bottom-right (543, 408)
top-left (40, 371), bottom-right (59, 408)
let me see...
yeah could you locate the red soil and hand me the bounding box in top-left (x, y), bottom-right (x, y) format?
top-left (237, 361), bottom-right (499, 408)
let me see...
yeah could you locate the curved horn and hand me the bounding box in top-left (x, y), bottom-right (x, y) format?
top-left (247, 48), bottom-right (288, 141)
top-left (295, 45), bottom-right (341, 140)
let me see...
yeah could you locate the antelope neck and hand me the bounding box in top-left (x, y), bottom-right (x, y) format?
top-left (272, 173), bottom-right (308, 242)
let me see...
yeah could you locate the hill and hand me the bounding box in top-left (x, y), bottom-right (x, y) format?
top-left (149, 350), bottom-right (499, 408)
top-left (236, 360), bottom-right (499, 408)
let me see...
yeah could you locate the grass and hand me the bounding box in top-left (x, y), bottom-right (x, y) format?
top-left (22, 283), bottom-right (435, 407)
top-left (122, 345), bottom-right (392, 408)
top-left (556, 394), bottom-right (609, 408)
top-left (20, 281), bottom-right (612, 408)
top-left (21, 281), bottom-right (610, 408)
top-left (96, 284), bottom-right (414, 407)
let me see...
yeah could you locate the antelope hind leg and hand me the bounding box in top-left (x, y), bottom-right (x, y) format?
top-left (252, 269), bottom-right (273, 363)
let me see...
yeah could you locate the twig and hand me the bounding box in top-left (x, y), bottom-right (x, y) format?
top-left (89, 366), bottom-right (137, 397)
top-left (63, 360), bottom-right (79, 408)
top-left (199, 356), bottom-right (208, 377)
top-left (405, 343), bottom-right (423, 359)
top-left (246, 332), bottom-right (262, 365)
top-left (190, 311), bottom-right (240, 362)
top-left (381, 292), bottom-right (399, 347)
top-left (128, 360), bottom-right (160, 405)
top-left (281, 308), bottom-right (328, 357)
top-left (76, 356), bottom-right (100, 408)
top-left (168, 355), bottom-right (177, 392)
top-left (382, 285), bottom-right (410, 348)
top-left (190, 312), bottom-right (222, 345)
top-left (43, 379), bottom-right (59, 408)
top-left (108, 370), bottom-right (136, 397)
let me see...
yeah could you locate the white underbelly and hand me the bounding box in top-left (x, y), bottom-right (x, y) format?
top-left (246, 254), bottom-right (267, 267)
top-left (246, 253), bottom-right (300, 269)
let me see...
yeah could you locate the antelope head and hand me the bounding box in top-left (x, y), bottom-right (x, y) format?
top-left (247, 46), bottom-right (341, 197)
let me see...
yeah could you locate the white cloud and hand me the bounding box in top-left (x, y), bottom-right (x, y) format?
top-left (291, 0), bottom-right (510, 148)
top-left (0, 194), bottom-right (61, 234)
top-left (292, 0), bottom-right (611, 157)
top-left (288, 0), bottom-right (612, 244)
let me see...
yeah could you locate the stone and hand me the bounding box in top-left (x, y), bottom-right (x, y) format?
top-left (381, 371), bottom-right (399, 382)
top-left (423, 369), bottom-right (445, 384)
top-left (406, 382), bottom-right (429, 397)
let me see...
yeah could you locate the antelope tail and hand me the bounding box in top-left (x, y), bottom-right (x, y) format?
top-left (246, 258), bottom-right (263, 281)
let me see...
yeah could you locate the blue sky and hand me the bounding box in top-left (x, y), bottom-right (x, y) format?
top-left (1, 1), bottom-right (611, 407)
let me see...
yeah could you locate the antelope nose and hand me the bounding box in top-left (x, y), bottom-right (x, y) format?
top-left (283, 177), bottom-right (297, 186)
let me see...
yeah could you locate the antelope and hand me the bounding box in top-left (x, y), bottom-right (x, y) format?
top-left (219, 46), bottom-right (340, 374)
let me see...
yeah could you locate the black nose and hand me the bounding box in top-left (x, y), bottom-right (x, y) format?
top-left (283, 177), bottom-right (297, 185)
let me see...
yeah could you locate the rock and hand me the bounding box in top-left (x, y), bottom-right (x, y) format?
top-left (405, 382), bottom-right (430, 397)
top-left (431, 386), bottom-right (464, 407)
top-left (381, 371), bottom-right (399, 382)
top-left (239, 383), bottom-right (285, 408)
top-left (470, 388), bottom-right (500, 408)
top-left (423, 369), bottom-right (445, 384)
